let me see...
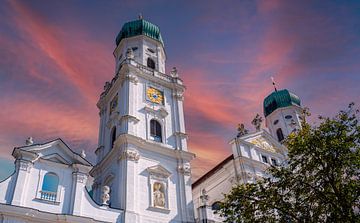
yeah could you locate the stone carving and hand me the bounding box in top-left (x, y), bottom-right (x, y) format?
top-left (126, 48), bottom-right (134, 60)
top-left (153, 182), bottom-right (165, 208)
top-left (125, 73), bottom-right (138, 84)
top-left (19, 160), bottom-right (32, 172)
top-left (301, 107), bottom-right (311, 122)
top-left (178, 163), bottom-right (191, 176)
top-left (25, 137), bottom-right (33, 146)
top-left (80, 150), bottom-right (86, 158)
top-left (172, 91), bottom-right (184, 101)
top-left (200, 189), bottom-right (209, 206)
top-left (74, 173), bottom-right (87, 183)
top-left (250, 138), bottom-right (276, 153)
top-left (104, 81), bottom-right (111, 91)
top-left (101, 185), bottom-right (110, 205)
top-left (122, 150), bottom-right (140, 161)
top-left (251, 114), bottom-right (263, 131)
top-left (237, 123), bottom-right (248, 137)
top-left (170, 67), bottom-right (178, 78)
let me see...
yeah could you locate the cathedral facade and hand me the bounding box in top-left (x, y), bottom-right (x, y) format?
top-left (0, 18), bottom-right (302, 223)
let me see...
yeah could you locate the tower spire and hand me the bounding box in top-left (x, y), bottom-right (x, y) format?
top-left (271, 76), bottom-right (278, 92)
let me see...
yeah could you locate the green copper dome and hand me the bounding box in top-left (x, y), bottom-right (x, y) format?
top-left (263, 89), bottom-right (301, 117)
top-left (115, 19), bottom-right (164, 46)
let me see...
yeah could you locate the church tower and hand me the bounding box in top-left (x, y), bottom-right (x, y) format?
top-left (90, 18), bottom-right (195, 222)
top-left (263, 89), bottom-right (302, 142)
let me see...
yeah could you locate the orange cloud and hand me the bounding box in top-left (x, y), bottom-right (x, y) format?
top-left (8, 0), bottom-right (113, 105)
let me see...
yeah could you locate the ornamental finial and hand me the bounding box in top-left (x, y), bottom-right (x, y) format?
top-left (25, 137), bottom-right (33, 146)
top-left (138, 13), bottom-right (143, 20)
top-left (251, 114), bottom-right (263, 131)
top-left (271, 76), bottom-right (278, 92)
top-left (237, 123), bottom-right (248, 137)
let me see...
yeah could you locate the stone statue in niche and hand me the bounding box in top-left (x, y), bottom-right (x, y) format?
top-left (101, 185), bottom-right (110, 205)
top-left (153, 182), bottom-right (165, 208)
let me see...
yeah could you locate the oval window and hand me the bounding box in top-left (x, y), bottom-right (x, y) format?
top-left (147, 48), bottom-right (155, 53)
top-left (285, 115), bottom-right (292, 119)
top-left (273, 120), bottom-right (279, 125)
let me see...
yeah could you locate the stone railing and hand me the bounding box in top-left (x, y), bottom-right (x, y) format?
top-left (135, 63), bottom-right (173, 82)
top-left (40, 191), bottom-right (57, 202)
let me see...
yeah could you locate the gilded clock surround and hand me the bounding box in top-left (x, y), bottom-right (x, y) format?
top-left (147, 87), bottom-right (164, 104)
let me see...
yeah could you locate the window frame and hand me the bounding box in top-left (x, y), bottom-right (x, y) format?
top-left (261, 154), bottom-right (268, 164)
top-left (276, 128), bottom-right (285, 142)
top-left (147, 57), bottom-right (156, 69)
top-left (150, 119), bottom-right (162, 143)
top-left (36, 171), bottom-right (61, 204)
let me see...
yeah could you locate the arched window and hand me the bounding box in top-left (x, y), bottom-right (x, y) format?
top-left (111, 127), bottom-right (116, 149)
top-left (276, 128), bottom-right (284, 142)
top-left (41, 173), bottom-right (59, 201)
top-left (211, 201), bottom-right (221, 211)
top-left (150, 119), bottom-right (162, 142)
top-left (147, 58), bottom-right (155, 69)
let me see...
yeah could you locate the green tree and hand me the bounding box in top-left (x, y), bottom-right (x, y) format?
top-left (218, 103), bottom-right (360, 223)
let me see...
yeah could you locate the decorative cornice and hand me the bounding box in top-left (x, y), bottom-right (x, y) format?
top-left (174, 132), bottom-right (188, 139)
top-left (144, 105), bottom-right (168, 118)
top-left (120, 115), bottom-right (140, 124)
top-left (147, 165), bottom-right (172, 178)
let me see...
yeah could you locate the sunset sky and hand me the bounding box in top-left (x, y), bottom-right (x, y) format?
top-left (1, 0), bottom-right (360, 180)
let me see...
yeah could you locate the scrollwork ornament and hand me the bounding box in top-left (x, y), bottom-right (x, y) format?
top-left (18, 160), bottom-right (32, 173)
top-left (121, 150), bottom-right (140, 162)
top-left (178, 163), bottom-right (191, 176)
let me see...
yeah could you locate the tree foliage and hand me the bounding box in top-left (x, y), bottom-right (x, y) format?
top-left (218, 103), bottom-right (360, 223)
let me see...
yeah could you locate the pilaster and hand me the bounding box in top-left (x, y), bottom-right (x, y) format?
top-left (11, 159), bottom-right (33, 206)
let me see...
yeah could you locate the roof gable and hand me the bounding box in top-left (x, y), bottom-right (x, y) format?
top-left (242, 130), bottom-right (287, 154)
top-left (13, 138), bottom-right (92, 166)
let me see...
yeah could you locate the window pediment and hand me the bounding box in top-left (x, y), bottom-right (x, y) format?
top-left (147, 165), bottom-right (171, 178)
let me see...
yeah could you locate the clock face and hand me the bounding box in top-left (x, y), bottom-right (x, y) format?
top-left (147, 87), bottom-right (164, 104)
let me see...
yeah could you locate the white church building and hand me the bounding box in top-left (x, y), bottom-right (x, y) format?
top-left (0, 18), bottom-right (303, 223)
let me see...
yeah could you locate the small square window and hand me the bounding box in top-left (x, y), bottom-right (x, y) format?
top-left (261, 155), bottom-right (268, 163)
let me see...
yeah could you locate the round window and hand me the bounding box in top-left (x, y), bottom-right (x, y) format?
top-left (273, 120), bottom-right (279, 125)
top-left (285, 115), bottom-right (292, 119)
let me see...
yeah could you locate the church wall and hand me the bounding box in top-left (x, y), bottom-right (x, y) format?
top-left (192, 159), bottom-right (236, 220)
top-left (0, 173), bottom-right (15, 204)
top-left (19, 160), bottom-right (74, 214)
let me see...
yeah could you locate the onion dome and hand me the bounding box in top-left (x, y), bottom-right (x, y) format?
top-left (263, 89), bottom-right (301, 117)
top-left (115, 18), bottom-right (164, 46)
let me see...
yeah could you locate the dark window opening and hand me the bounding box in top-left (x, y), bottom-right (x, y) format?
top-left (261, 155), bottom-right (268, 163)
top-left (211, 201), bottom-right (221, 211)
top-left (276, 128), bottom-right (284, 142)
top-left (111, 127), bottom-right (116, 149)
top-left (150, 119), bottom-right (162, 142)
top-left (271, 158), bottom-right (278, 166)
top-left (147, 58), bottom-right (155, 69)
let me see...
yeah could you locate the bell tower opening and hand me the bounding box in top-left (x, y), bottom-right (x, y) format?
top-left (147, 58), bottom-right (155, 69)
